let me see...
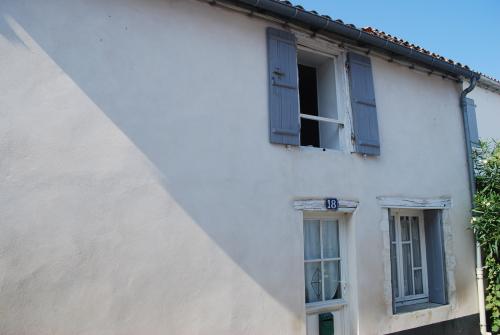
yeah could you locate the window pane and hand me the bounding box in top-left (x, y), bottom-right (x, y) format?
top-left (298, 64), bottom-right (320, 148)
top-left (298, 64), bottom-right (318, 117)
top-left (318, 121), bottom-right (341, 150)
top-left (401, 216), bottom-right (410, 241)
top-left (322, 220), bottom-right (339, 258)
top-left (324, 261), bottom-right (341, 300)
top-left (304, 220), bottom-right (321, 260)
top-left (389, 215), bottom-right (399, 298)
top-left (402, 244), bottom-right (414, 296)
top-left (414, 269), bottom-right (424, 295)
top-left (300, 118), bottom-right (320, 148)
top-left (305, 262), bottom-right (322, 303)
top-left (411, 216), bottom-right (422, 268)
top-left (317, 58), bottom-right (338, 121)
top-left (390, 242), bottom-right (399, 298)
top-left (389, 216), bottom-right (396, 242)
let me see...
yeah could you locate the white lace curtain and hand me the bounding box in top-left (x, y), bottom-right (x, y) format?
top-left (304, 220), bottom-right (340, 303)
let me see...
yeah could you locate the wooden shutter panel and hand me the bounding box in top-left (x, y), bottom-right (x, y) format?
top-left (465, 98), bottom-right (480, 147)
top-left (267, 27), bottom-right (300, 145)
top-left (424, 210), bottom-right (448, 305)
top-left (347, 52), bottom-right (380, 156)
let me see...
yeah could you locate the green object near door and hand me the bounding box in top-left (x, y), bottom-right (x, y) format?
top-left (319, 313), bottom-right (334, 335)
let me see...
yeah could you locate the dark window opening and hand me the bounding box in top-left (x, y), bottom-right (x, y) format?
top-left (298, 64), bottom-right (319, 147)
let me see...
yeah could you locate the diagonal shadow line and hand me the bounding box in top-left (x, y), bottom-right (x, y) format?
top-left (0, 0), bottom-right (306, 324)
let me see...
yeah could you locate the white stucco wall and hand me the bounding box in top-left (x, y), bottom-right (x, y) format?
top-left (0, 0), bottom-right (478, 334)
top-left (469, 85), bottom-right (500, 140)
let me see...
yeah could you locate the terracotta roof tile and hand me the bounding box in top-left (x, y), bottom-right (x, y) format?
top-left (363, 27), bottom-right (463, 69)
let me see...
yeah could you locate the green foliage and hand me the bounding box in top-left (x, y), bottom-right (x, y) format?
top-left (485, 254), bottom-right (500, 333)
top-left (471, 140), bottom-right (500, 333)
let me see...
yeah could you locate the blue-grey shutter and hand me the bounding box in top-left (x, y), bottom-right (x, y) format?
top-left (465, 98), bottom-right (480, 147)
top-left (267, 27), bottom-right (300, 145)
top-left (424, 210), bottom-right (448, 305)
top-left (347, 52), bottom-right (380, 156)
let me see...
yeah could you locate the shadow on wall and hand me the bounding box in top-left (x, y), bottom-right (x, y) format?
top-left (0, 14), bottom-right (26, 47)
top-left (0, 0), bottom-right (304, 325)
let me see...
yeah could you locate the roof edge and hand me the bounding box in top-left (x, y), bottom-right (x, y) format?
top-left (478, 76), bottom-right (500, 93)
top-left (223, 0), bottom-right (481, 80)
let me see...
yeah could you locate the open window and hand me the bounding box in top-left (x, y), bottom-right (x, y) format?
top-left (268, 28), bottom-right (380, 154)
top-left (297, 49), bottom-right (343, 150)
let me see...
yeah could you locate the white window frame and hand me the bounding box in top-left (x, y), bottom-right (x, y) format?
top-left (303, 212), bottom-right (348, 313)
top-left (294, 33), bottom-right (352, 153)
top-left (297, 47), bottom-right (344, 128)
top-left (390, 209), bottom-right (429, 307)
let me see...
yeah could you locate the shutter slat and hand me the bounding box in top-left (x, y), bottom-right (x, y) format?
top-left (267, 27), bottom-right (300, 146)
top-left (465, 98), bottom-right (480, 147)
top-left (347, 52), bottom-right (381, 156)
top-left (272, 128), bottom-right (300, 136)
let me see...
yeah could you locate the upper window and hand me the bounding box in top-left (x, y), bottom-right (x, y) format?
top-left (304, 218), bottom-right (342, 304)
top-left (267, 27), bottom-right (381, 155)
top-left (297, 49), bottom-right (343, 150)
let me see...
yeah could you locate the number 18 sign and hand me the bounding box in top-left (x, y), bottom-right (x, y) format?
top-left (325, 198), bottom-right (339, 211)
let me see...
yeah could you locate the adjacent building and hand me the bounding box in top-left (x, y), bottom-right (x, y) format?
top-left (469, 76), bottom-right (500, 141)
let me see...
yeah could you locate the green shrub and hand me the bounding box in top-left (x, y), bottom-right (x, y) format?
top-left (471, 140), bottom-right (500, 333)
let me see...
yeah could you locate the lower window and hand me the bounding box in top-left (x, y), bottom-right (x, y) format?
top-left (390, 210), bottom-right (428, 306)
top-left (389, 209), bottom-right (448, 313)
top-left (303, 213), bottom-right (348, 335)
top-left (304, 218), bottom-right (342, 304)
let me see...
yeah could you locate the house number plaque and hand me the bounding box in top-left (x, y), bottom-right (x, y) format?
top-left (325, 198), bottom-right (339, 210)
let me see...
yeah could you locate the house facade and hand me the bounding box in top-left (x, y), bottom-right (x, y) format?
top-left (0, 0), bottom-right (498, 334)
top-left (469, 80), bottom-right (500, 141)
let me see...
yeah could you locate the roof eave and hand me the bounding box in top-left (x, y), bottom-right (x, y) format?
top-left (478, 76), bottom-right (500, 92)
top-left (224, 0), bottom-right (480, 80)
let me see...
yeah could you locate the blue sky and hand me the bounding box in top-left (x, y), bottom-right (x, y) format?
top-left (295, 0), bottom-right (500, 79)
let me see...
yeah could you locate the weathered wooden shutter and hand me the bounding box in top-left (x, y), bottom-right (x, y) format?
top-left (424, 210), bottom-right (448, 305)
top-left (465, 98), bottom-right (480, 147)
top-left (347, 52), bottom-right (380, 156)
top-left (267, 27), bottom-right (300, 145)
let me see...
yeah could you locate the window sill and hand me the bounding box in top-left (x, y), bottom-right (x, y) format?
top-left (395, 302), bottom-right (447, 315)
top-left (299, 145), bottom-right (344, 154)
top-left (306, 299), bottom-right (347, 314)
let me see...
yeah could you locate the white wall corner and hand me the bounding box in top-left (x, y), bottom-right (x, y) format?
top-left (379, 207), bottom-right (394, 316)
top-left (442, 210), bottom-right (457, 310)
